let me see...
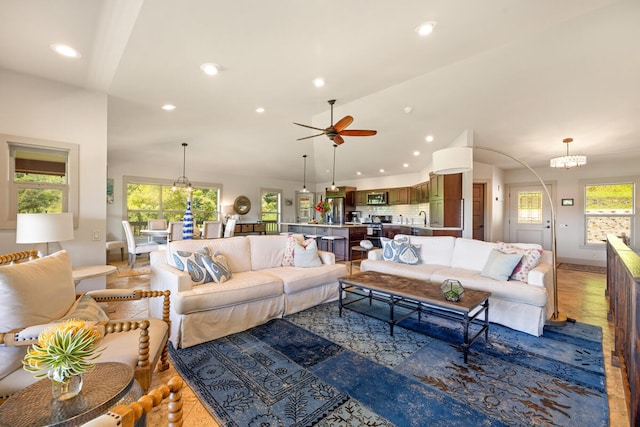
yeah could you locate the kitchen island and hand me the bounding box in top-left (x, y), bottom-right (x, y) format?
top-left (281, 222), bottom-right (463, 261)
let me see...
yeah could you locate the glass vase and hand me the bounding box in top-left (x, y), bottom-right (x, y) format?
top-left (183, 198), bottom-right (194, 240)
top-left (51, 374), bottom-right (83, 401)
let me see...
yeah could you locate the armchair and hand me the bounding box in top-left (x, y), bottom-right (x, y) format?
top-left (0, 250), bottom-right (170, 404)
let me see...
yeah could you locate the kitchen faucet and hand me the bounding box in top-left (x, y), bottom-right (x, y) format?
top-left (419, 210), bottom-right (427, 226)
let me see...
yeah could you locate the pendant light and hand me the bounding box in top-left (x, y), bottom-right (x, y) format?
top-left (172, 142), bottom-right (193, 192)
top-left (301, 154), bottom-right (309, 193)
top-left (550, 138), bottom-right (587, 169)
top-left (330, 144), bottom-right (337, 191)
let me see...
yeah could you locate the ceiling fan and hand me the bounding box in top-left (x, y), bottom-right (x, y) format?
top-left (294, 99), bottom-right (377, 145)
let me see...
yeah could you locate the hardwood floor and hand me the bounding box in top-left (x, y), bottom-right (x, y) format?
top-left (106, 260), bottom-right (628, 426)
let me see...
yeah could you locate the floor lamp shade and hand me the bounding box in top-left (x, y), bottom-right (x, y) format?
top-left (16, 213), bottom-right (74, 254)
top-left (432, 147), bottom-right (473, 174)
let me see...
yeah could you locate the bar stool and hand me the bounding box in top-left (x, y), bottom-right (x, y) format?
top-left (321, 235), bottom-right (346, 261)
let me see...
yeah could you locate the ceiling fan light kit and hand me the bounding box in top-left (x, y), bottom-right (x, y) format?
top-left (550, 137), bottom-right (587, 169)
top-left (294, 99), bottom-right (377, 145)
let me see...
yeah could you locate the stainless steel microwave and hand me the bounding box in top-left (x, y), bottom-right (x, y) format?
top-left (367, 192), bottom-right (388, 205)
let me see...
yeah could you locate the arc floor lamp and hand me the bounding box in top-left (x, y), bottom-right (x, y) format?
top-left (432, 145), bottom-right (566, 325)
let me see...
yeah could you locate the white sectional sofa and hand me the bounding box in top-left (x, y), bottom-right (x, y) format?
top-left (360, 235), bottom-right (554, 336)
top-left (150, 235), bottom-right (348, 348)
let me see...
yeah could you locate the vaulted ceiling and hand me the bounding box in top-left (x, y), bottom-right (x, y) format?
top-left (1, 0), bottom-right (639, 184)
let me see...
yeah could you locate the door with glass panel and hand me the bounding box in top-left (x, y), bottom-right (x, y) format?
top-left (508, 184), bottom-right (553, 250)
top-left (296, 192), bottom-right (315, 223)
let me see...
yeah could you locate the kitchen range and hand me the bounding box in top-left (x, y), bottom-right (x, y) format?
top-left (362, 215), bottom-right (393, 248)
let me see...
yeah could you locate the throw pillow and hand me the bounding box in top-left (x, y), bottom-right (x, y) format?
top-left (381, 237), bottom-right (400, 261)
top-left (497, 242), bottom-right (543, 282)
top-left (282, 235), bottom-right (315, 266)
top-left (293, 239), bottom-right (322, 268)
top-left (381, 237), bottom-right (421, 264)
top-left (481, 249), bottom-right (523, 281)
top-left (172, 248), bottom-right (214, 285)
top-left (59, 294), bottom-right (110, 323)
top-left (397, 243), bottom-right (421, 265)
top-left (202, 252), bottom-right (233, 283)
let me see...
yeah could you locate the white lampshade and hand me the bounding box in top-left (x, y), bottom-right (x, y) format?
top-left (222, 205), bottom-right (234, 215)
top-left (432, 147), bottom-right (473, 174)
top-left (16, 212), bottom-right (74, 244)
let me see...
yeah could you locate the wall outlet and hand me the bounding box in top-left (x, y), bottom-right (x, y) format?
top-left (92, 230), bottom-right (100, 241)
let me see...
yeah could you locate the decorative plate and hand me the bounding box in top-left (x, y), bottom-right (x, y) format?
top-left (234, 196), bottom-right (251, 215)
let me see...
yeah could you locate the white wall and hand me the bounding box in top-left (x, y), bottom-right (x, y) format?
top-left (0, 70), bottom-right (108, 290)
top-left (504, 157), bottom-right (640, 265)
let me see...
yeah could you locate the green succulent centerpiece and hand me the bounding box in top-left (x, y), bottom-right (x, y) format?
top-left (440, 279), bottom-right (465, 302)
top-left (23, 319), bottom-right (104, 399)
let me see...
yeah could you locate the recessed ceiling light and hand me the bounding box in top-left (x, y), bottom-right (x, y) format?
top-left (50, 44), bottom-right (81, 58)
top-left (379, 169), bottom-right (385, 173)
top-left (313, 78), bottom-right (325, 87)
top-left (356, 171), bottom-right (362, 175)
top-left (413, 151), bottom-right (420, 156)
top-left (325, 169), bottom-right (331, 173)
top-left (403, 163), bottom-right (409, 168)
top-left (200, 63), bottom-right (220, 75)
top-left (416, 21), bottom-right (436, 36)
top-left (256, 107), bottom-right (265, 113)
top-left (161, 104), bottom-right (176, 111)
top-left (425, 135), bottom-right (434, 142)
top-left (404, 107), bottom-right (413, 114)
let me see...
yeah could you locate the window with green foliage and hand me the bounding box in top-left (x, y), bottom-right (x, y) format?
top-left (261, 190), bottom-right (280, 222)
top-left (585, 183), bottom-right (634, 245)
top-left (126, 180), bottom-right (220, 235)
top-left (11, 145), bottom-right (68, 213)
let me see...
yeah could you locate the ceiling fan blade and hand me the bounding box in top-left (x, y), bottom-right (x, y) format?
top-left (333, 135), bottom-right (345, 145)
top-left (296, 133), bottom-right (325, 141)
top-left (333, 116), bottom-right (353, 132)
top-left (293, 122), bottom-right (327, 132)
top-left (339, 129), bottom-right (377, 137)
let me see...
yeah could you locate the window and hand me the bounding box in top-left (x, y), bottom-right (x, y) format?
top-left (261, 190), bottom-right (281, 222)
top-left (585, 183), bottom-right (634, 245)
top-left (125, 178), bottom-right (220, 235)
top-left (517, 191), bottom-right (542, 224)
top-left (1, 134), bottom-right (79, 229)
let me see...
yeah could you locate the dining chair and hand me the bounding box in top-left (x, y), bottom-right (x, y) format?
top-left (167, 222), bottom-right (183, 242)
top-left (122, 221), bottom-right (165, 267)
top-left (203, 221), bottom-right (223, 239)
top-left (223, 219), bottom-right (236, 238)
top-left (147, 219), bottom-right (168, 230)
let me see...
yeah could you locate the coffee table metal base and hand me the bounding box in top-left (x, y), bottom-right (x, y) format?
top-left (339, 275), bottom-right (490, 363)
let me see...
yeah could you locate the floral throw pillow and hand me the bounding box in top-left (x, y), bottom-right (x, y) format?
top-left (497, 242), bottom-right (543, 282)
top-left (282, 235), bottom-right (315, 266)
top-left (172, 247), bottom-right (214, 285)
top-left (202, 252), bottom-right (232, 283)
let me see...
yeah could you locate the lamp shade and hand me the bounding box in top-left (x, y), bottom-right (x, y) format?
top-left (432, 147), bottom-right (473, 174)
top-left (222, 205), bottom-right (234, 215)
top-left (16, 212), bottom-right (74, 244)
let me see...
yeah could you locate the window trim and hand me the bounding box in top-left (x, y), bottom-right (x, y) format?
top-left (0, 134), bottom-right (79, 229)
top-left (579, 177), bottom-right (637, 248)
top-left (260, 188), bottom-right (282, 223)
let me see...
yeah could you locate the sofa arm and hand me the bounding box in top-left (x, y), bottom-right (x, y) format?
top-left (367, 249), bottom-right (384, 260)
top-left (151, 262), bottom-right (194, 293)
top-left (527, 262), bottom-right (551, 287)
top-left (318, 250), bottom-right (336, 265)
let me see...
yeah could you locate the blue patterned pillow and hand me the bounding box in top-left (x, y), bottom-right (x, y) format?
top-left (172, 248), bottom-right (213, 285)
top-left (381, 237), bottom-right (421, 265)
top-left (202, 252), bottom-right (232, 283)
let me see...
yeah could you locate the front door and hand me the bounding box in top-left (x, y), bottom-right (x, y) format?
top-left (508, 184), bottom-right (553, 249)
top-left (295, 192), bottom-right (315, 223)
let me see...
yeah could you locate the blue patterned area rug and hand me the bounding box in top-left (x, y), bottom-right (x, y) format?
top-left (168, 302), bottom-right (608, 426)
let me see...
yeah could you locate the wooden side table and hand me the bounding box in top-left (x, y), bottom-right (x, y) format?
top-left (0, 362), bottom-right (138, 427)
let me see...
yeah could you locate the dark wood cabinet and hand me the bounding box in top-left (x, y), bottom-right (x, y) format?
top-left (388, 187), bottom-right (409, 205)
top-left (429, 173), bottom-right (462, 229)
top-left (354, 190), bottom-right (367, 206)
top-left (410, 181), bottom-right (429, 204)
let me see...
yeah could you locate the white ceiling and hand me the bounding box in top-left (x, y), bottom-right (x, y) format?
top-left (1, 0), bottom-right (639, 184)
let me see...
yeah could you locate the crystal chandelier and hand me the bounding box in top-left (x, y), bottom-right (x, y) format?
top-left (549, 138), bottom-right (587, 169)
top-left (172, 142), bottom-right (193, 192)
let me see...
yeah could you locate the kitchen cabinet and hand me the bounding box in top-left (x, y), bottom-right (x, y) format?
top-left (387, 187), bottom-right (409, 205)
top-left (410, 181), bottom-right (429, 204)
top-left (429, 173), bottom-right (462, 229)
top-left (354, 190), bottom-right (367, 206)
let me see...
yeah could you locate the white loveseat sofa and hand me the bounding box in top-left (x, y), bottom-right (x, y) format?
top-left (150, 235), bottom-right (348, 349)
top-left (360, 235), bottom-right (553, 336)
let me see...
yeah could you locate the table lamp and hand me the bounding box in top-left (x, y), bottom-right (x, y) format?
top-left (16, 212), bottom-right (74, 256)
top-left (222, 205), bottom-right (234, 222)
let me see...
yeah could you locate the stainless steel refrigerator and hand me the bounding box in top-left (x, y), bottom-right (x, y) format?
top-left (325, 196), bottom-right (345, 224)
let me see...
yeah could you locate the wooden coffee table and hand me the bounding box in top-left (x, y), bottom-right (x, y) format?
top-left (339, 271), bottom-right (490, 363)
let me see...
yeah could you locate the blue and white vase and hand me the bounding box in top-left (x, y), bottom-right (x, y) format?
top-left (183, 199), bottom-right (194, 240)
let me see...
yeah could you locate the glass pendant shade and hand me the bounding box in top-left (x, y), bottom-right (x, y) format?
top-left (550, 138), bottom-right (586, 169)
top-left (173, 142), bottom-right (193, 191)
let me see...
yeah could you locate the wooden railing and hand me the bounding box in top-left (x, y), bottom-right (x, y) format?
top-left (607, 234), bottom-right (640, 425)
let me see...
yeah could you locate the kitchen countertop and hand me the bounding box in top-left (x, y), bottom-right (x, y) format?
top-left (281, 222), bottom-right (462, 231)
